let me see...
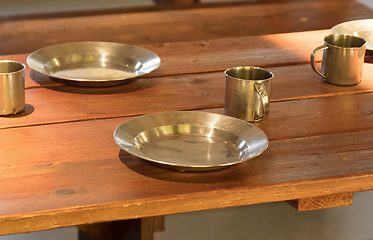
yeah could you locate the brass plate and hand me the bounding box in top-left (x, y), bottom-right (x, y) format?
top-left (331, 19), bottom-right (373, 50)
top-left (27, 41), bottom-right (161, 87)
top-left (114, 111), bottom-right (269, 172)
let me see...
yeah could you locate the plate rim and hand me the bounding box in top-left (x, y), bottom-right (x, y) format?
top-left (331, 19), bottom-right (373, 50)
top-left (113, 111), bottom-right (269, 171)
top-left (26, 41), bottom-right (161, 83)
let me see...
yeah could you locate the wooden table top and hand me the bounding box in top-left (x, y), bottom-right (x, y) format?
top-left (1, 29), bottom-right (373, 236)
top-left (2, 0), bottom-right (373, 56)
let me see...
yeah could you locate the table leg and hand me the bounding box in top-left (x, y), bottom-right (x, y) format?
top-left (77, 216), bottom-right (165, 240)
top-left (365, 50), bottom-right (373, 64)
top-left (287, 193), bottom-right (353, 211)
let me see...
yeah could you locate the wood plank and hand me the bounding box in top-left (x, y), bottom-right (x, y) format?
top-left (2, 92), bottom-right (373, 167)
top-left (0, 1), bottom-right (371, 55)
top-left (2, 62), bottom-right (373, 130)
top-left (287, 193), bottom-right (353, 211)
top-left (0, 0), bottom-right (348, 22)
top-left (0, 30), bottom-right (329, 88)
top-left (1, 115), bottom-right (373, 235)
top-left (5, 29), bottom-right (373, 90)
top-left (0, 2), bottom-right (244, 22)
top-left (256, 93), bottom-right (373, 140)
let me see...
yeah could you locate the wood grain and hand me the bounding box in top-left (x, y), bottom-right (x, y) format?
top-left (1, 95), bottom-right (373, 235)
top-left (1, 30), bottom-right (328, 89)
top-left (2, 26), bottom-right (373, 237)
top-left (0, 1), bottom-right (371, 55)
top-left (1, 133), bottom-right (373, 235)
top-left (287, 193), bottom-right (353, 211)
top-left (2, 61), bottom-right (373, 130)
top-left (4, 30), bottom-right (372, 90)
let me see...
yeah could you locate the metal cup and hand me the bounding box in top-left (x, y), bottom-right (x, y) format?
top-left (224, 66), bottom-right (273, 122)
top-left (0, 60), bottom-right (25, 115)
top-left (311, 34), bottom-right (366, 86)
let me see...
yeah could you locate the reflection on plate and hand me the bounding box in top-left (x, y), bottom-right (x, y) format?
top-left (331, 19), bottom-right (373, 50)
top-left (27, 41), bottom-right (161, 87)
top-left (114, 111), bottom-right (269, 172)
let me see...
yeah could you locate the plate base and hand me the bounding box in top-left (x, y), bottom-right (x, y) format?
top-left (138, 133), bottom-right (241, 167)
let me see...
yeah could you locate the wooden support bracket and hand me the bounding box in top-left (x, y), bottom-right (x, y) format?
top-left (77, 216), bottom-right (165, 240)
top-left (287, 193), bottom-right (353, 211)
top-left (153, 0), bottom-right (199, 3)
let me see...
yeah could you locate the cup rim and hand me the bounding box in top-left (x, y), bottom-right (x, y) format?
top-left (0, 60), bottom-right (26, 75)
top-left (224, 66), bottom-right (274, 81)
top-left (324, 33), bottom-right (367, 49)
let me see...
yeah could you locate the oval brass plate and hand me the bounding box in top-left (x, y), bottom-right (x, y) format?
top-left (27, 41), bottom-right (161, 87)
top-left (114, 111), bottom-right (269, 172)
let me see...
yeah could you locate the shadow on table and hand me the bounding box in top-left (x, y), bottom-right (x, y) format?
top-left (29, 70), bottom-right (162, 95)
top-left (118, 149), bottom-right (262, 184)
top-left (0, 104), bottom-right (34, 118)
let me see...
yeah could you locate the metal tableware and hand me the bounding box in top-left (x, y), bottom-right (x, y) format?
top-left (310, 34), bottom-right (366, 86)
top-left (0, 60), bottom-right (25, 115)
top-left (224, 66), bottom-right (273, 122)
top-left (331, 19), bottom-right (373, 50)
top-left (113, 111), bottom-right (269, 172)
top-left (27, 41), bottom-right (161, 87)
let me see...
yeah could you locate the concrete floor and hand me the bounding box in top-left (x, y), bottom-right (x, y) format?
top-left (1, 0), bottom-right (373, 239)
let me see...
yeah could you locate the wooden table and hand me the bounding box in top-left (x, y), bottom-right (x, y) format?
top-left (1, 29), bottom-right (373, 239)
top-left (1, 0), bottom-right (373, 55)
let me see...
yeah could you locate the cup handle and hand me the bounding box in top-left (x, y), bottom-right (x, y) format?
top-left (310, 44), bottom-right (328, 79)
top-left (254, 83), bottom-right (269, 120)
